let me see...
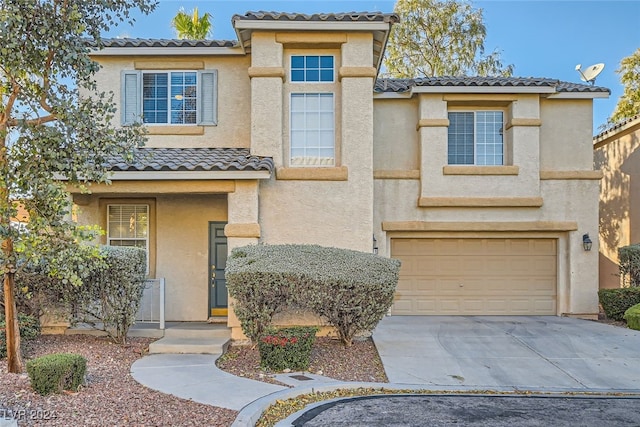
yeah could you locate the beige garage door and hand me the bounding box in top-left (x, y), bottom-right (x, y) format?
top-left (391, 238), bottom-right (557, 315)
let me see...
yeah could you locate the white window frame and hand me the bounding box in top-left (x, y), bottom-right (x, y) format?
top-left (289, 92), bottom-right (335, 167)
top-left (447, 110), bottom-right (505, 166)
top-left (121, 69), bottom-right (217, 127)
top-left (290, 55), bottom-right (335, 83)
top-left (107, 204), bottom-right (149, 272)
top-left (141, 71), bottom-right (198, 126)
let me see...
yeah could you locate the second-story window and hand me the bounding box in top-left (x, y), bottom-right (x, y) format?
top-left (448, 111), bottom-right (504, 165)
top-left (121, 70), bottom-right (217, 126)
top-left (290, 93), bottom-right (335, 166)
top-left (291, 55), bottom-right (334, 82)
top-left (143, 72), bottom-right (197, 124)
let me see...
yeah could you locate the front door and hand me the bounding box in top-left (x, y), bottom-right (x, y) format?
top-left (209, 222), bottom-right (228, 317)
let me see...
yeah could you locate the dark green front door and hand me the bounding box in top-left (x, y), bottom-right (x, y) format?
top-left (209, 222), bottom-right (228, 317)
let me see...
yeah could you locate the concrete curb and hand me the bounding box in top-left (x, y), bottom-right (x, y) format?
top-left (231, 382), bottom-right (640, 427)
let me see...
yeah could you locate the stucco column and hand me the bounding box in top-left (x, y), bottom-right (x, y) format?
top-left (339, 34), bottom-right (376, 252)
top-left (226, 180), bottom-right (261, 335)
top-left (249, 32), bottom-right (284, 164)
top-left (417, 94), bottom-right (448, 200)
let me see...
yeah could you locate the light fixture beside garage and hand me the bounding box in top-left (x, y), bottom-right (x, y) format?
top-left (373, 234), bottom-right (378, 255)
top-left (582, 233), bottom-right (593, 251)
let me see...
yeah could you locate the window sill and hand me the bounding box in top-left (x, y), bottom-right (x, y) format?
top-left (443, 165), bottom-right (519, 176)
top-left (147, 126), bottom-right (205, 135)
top-left (276, 166), bottom-right (348, 181)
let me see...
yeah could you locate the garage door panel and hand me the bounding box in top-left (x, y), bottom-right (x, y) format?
top-left (391, 238), bottom-right (557, 315)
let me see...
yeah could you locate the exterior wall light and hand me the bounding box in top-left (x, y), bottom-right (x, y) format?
top-left (582, 233), bottom-right (593, 251)
top-left (373, 234), bottom-right (379, 255)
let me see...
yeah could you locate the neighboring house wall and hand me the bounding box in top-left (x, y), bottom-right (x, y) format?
top-left (594, 116), bottom-right (640, 289)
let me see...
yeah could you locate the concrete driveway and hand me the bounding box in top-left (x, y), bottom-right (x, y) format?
top-left (372, 316), bottom-right (640, 392)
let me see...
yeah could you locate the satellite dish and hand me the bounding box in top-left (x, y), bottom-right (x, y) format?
top-left (575, 63), bottom-right (605, 85)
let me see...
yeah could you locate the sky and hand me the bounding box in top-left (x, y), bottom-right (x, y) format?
top-left (105, 0), bottom-right (640, 134)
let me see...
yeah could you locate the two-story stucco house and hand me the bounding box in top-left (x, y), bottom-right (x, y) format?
top-left (72, 12), bottom-right (609, 339)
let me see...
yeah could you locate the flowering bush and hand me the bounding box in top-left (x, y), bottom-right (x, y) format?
top-left (258, 326), bottom-right (318, 371)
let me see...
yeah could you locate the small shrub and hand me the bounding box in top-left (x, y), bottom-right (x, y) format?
top-left (258, 326), bottom-right (318, 371)
top-left (598, 287), bottom-right (640, 321)
top-left (0, 313), bottom-right (41, 359)
top-left (26, 353), bottom-right (87, 395)
top-left (624, 303), bottom-right (640, 330)
top-left (619, 244), bottom-right (640, 287)
top-left (69, 245), bottom-right (146, 344)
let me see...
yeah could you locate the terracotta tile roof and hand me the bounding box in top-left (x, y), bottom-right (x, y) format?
top-left (106, 148), bottom-right (274, 173)
top-left (594, 114), bottom-right (640, 140)
top-left (232, 11), bottom-right (399, 23)
top-left (374, 77), bottom-right (610, 94)
top-left (94, 38), bottom-right (237, 48)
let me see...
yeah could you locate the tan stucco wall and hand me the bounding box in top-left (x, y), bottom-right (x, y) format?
top-left (373, 98), bottom-right (419, 171)
top-left (93, 55), bottom-right (251, 148)
top-left (594, 119), bottom-right (640, 288)
top-left (372, 95), bottom-right (600, 316)
top-left (251, 31), bottom-right (374, 253)
top-left (74, 192), bottom-right (227, 321)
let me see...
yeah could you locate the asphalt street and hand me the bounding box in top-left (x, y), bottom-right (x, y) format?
top-left (291, 394), bottom-right (640, 427)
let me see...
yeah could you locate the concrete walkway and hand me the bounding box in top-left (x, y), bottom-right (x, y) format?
top-left (128, 316), bottom-right (640, 426)
top-left (131, 354), bottom-right (286, 410)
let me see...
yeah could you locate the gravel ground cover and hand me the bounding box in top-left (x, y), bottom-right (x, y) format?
top-left (217, 337), bottom-right (388, 385)
top-left (0, 315), bottom-right (628, 426)
top-left (0, 335), bottom-right (237, 427)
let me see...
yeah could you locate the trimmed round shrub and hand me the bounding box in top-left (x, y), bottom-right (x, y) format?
top-left (226, 244), bottom-right (401, 346)
top-left (598, 287), bottom-right (640, 321)
top-left (26, 353), bottom-right (87, 395)
top-left (624, 303), bottom-right (640, 331)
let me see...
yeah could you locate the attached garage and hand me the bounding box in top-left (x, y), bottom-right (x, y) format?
top-left (390, 238), bottom-right (557, 315)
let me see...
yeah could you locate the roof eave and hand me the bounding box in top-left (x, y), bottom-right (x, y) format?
top-left (234, 20), bottom-right (394, 69)
top-left (233, 20), bottom-right (394, 32)
top-left (90, 46), bottom-right (246, 56)
top-left (593, 116), bottom-right (640, 148)
top-left (110, 170), bottom-right (272, 180)
top-left (411, 86), bottom-right (557, 94)
top-left (546, 91), bottom-right (610, 99)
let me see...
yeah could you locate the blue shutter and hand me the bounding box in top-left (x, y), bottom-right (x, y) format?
top-left (197, 70), bottom-right (217, 126)
top-left (121, 71), bottom-right (141, 125)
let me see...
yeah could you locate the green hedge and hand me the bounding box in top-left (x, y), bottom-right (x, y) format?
top-left (26, 353), bottom-right (87, 395)
top-left (624, 304), bottom-right (640, 330)
top-left (226, 244), bottom-right (400, 346)
top-left (0, 313), bottom-right (41, 359)
top-left (69, 245), bottom-right (146, 344)
top-left (258, 326), bottom-right (318, 371)
top-left (619, 244), bottom-right (640, 287)
top-left (598, 287), bottom-right (640, 321)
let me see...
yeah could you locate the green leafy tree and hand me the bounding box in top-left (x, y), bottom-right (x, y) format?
top-left (0, 0), bottom-right (155, 373)
top-left (610, 48), bottom-right (640, 123)
top-left (171, 7), bottom-right (213, 40)
top-left (384, 0), bottom-right (513, 78)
